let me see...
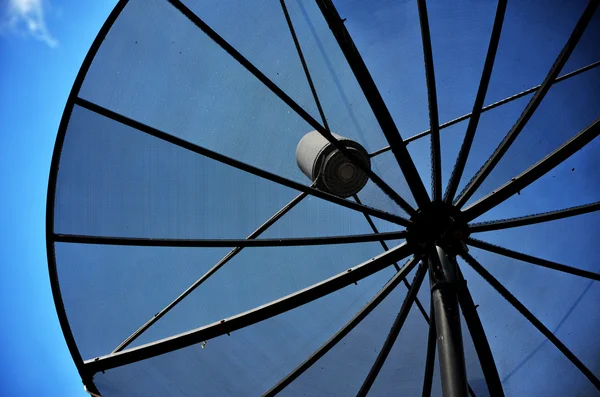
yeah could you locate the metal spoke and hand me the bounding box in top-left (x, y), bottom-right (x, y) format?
top-left (112, 192), bottom-right (308, 353)
top-left (315, 0), bottom-right (430, 207)
top-left (456, 269), bottom-right (504, 396)
top-left (472, 59), bottom-right (600, 124)
top-left (76, 97), bottom-right (411, 227)
top-left (455, 0), bottom-right (599, 208)
top-left (469, 201), bottom-right (600, 232)
top-left (353, 195), bottom-right (430, 321)
top-left (357, 262), bottom-right (428, 397)
top-left (280, 0), bottom-right (329, 130)
top-left (467, 238), bottom-right (600, 282)
top-left (463, 118), bottom-right (600, 221)
top-left (422, 300), bottom-right (436, 397)
top-left (460, 250), bottom-right (600, 390)
top-left (416, 0), bottom-right (442, 201)
top-left (53, 230), bottom-right (407, 248)
top-left (354, 197), bottom-right (401, 273)
top-left (262, 256), bottom-right (420, 396)
top-left (170, 0), bottom-right (416, 216)
top-left (84, 243), bottom-right (412, 373)
top-left (444, 0), bottom-right (507, 203)
top-left (369, 59), bottom-right (600, 158)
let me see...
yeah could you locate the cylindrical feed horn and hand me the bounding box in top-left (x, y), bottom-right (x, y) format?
top-left (296, 131), bottom-right (370, 198)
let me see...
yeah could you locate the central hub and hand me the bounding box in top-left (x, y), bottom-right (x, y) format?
top-left (406, 201), bottom-right (469, 255)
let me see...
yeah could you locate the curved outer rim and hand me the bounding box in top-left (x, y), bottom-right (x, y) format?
top-left (45, 0), bottom-right (129, 393)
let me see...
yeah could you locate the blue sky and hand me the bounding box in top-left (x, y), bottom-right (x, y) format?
top-left (0, 0), bottom-right (598, 396)
top-left (0, 1), bottom-right (116, 395)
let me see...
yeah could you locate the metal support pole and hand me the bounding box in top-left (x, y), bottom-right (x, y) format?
top-left (429, 246), bottom-right (468, 397)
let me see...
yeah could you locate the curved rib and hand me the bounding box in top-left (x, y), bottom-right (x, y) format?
top-left (262, 256), bottom-right (420, 396)
top-left (467, 238), bottom-right (600, 282)
top-left (455, 1), bottom-right (599, 208)
top-left (84, 243), bottom-right (412, 373)
top-left (421, 300), bottom-right (437, 397)
top-left (279, 0), bottom-right (329, 130)
top-left (469, 201), bottom-right (600, 232)
top-left (456, 269), bottom-right (504, 396)
top-left (369, 59), bottom-right (600, 158)
top-left (53, 230), bottom-right (407, 248)
top-left (460, 250), bottom-right (600, 390)
top-left (170, 0), bottom-right (416, 216)
top-left (463, 118), bottom-right (600, 220)
top-left (357, 262), bottom-right (428, 396)
top-left (112, 192), bottom-right (309, 353)
top-left (416, 0), bottom-right (442, 200)
top-left (315, 0), bottom-right (430, 208)
top-left (444, 0), bottom-right (507, 202)
top-left (76, 97), bottom-right (411, 227)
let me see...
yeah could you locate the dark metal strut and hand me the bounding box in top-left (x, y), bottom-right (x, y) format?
top-left (456, 269), bottom-right (504, 396)
top-left (422, 301), bottom-right (437, 397)
top-left (460, 251), bottom-right (600, 390)
top-left (85, 243), bottom-right (412, 373)
top-left (463, 118), bottom-right (600, 221)
top-left (430, 246), bottom-right (468, 397)
top-left (416, 0), bottom-right (442, 201)
top-left (76, 97), bottom-right (411, 227)
top-left (112, 192), bottom-right (305, 353)
top-left (169, 0), bottom-right (416, 216)
top-left (315, 0), bottom-right (430, 208)
top-left (467, 238), bottom-right (600, 282)
top-left (357, 262), bottom-right (428, 396)
top-left (444, 0), bottom-right (507, 203)
top-left (369, 59), bottom-right (600, 157)
top-left (262, 256), bottom-right (421, 396)
top-left (455, 0), bottom-right (599, 208)
top-left (53, 230), bottom-right (407, 248)
top-left (469, 201), bottom-right (600, 233)
top-left (279, 0), bottom-right (330, 131)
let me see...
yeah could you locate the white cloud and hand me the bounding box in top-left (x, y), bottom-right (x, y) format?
top-left (1, 0), bottom-right (58, 48)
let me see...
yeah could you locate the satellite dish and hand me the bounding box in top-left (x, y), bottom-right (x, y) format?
top-left (47, 0), bottom-right (600, 395)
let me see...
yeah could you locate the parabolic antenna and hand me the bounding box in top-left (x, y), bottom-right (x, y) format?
top-left (47, 0), bottom-right (600, 395)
